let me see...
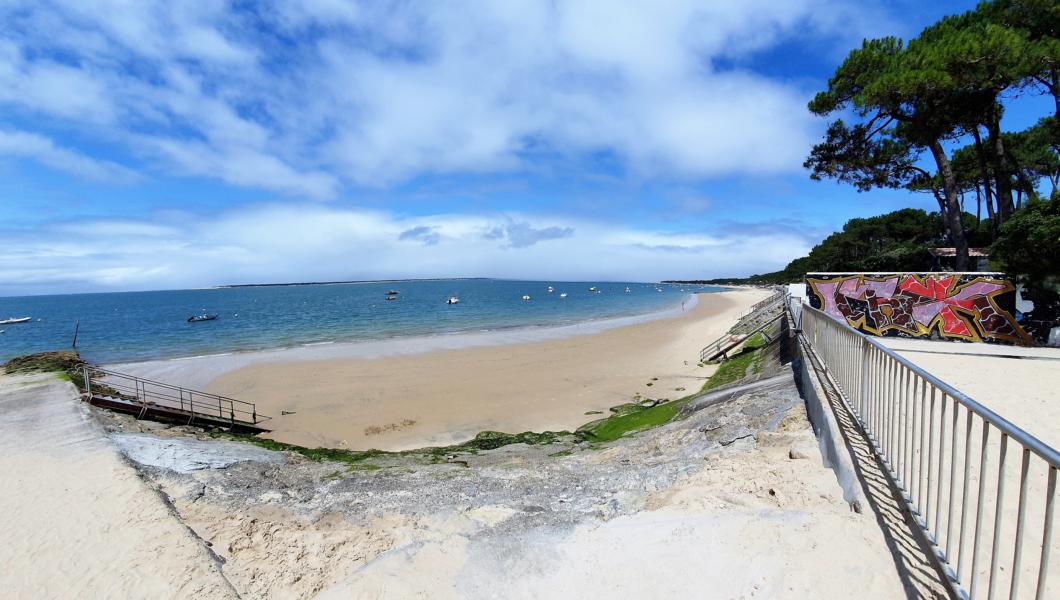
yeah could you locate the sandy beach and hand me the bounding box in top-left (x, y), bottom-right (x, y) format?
top-left (201, 289), bottom-right (770, 451)
top-left (0, 373), bottom-right (236, 599)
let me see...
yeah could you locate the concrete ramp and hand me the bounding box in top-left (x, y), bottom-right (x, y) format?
top-left (0, 373), bottom-right (237, 599)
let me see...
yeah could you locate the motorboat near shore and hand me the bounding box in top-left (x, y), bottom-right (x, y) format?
top-left (0, 316), bottom-right (31, 324)
top-left (187, 313), bottom-right (218, 323)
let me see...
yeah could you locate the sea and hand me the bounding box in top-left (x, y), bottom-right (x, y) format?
top-left (0, 279), bottom-right (723, 365)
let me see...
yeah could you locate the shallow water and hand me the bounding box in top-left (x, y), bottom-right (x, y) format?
top-left (0, 279), bottom-right (722, 364)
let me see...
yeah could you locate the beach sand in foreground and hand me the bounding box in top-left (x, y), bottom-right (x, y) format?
top-left (205, 289), bottom-right (771, 450)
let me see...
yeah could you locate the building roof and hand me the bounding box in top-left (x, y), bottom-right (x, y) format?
top-left (927, 247), bottom-right (990, 258)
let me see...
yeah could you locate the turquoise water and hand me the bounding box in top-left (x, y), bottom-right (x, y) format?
top-left (0, 280), bottom-right (722, 364)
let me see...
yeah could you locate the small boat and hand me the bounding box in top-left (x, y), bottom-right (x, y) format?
top-left (625, 287), bottom-right (631, 293)
top-left (187, 313), bottom-right (218, 323)
top-left (385, 296), bottom-right (397, 301)
top-left (588, 286), bottom-right (597, 292)
top-left (522, 295), bottom-right (531, 301)
top-left (447, 297), bottom-right (460, 305)
top-left (386, 290), bottom-right (399, 295)
top-left (0, 316), bottom-right (31, 325)
top-left (547, 286), bottom-right (554, 293)
top-left (559, 293), bottom-right (567, 298)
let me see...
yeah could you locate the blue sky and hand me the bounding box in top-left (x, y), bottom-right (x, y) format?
top-left (0, 0), bottom-right (1051, 295)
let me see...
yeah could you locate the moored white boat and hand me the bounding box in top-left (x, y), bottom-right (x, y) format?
top-left (0, 316), bottom-right (31, 324)
top-left (447, 297), bottom-right (460, 305)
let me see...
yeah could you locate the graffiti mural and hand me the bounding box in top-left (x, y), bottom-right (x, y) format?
top-left (806, 273), bottom-right (1032, 345)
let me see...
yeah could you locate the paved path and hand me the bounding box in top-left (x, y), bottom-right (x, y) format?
top-left (881, 338), bottom-right (1060, 361)
top-left (0, 372), bottom-right (236, 599)
top-left (878, 338), bottom-right (1060, 449)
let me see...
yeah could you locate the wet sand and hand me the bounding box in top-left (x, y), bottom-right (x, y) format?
top-left (204, 289), bottom-right (771, 450)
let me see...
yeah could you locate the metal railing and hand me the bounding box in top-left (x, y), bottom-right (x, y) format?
top-left (744, 290), bottom-right (784, 315)
top-left (699, 312), bottom-right (783, 363)
top-left (799, 303), bottom-right (1057, 600)
top-left (82, 365), bottom-right (270, 427)
top-left (697, 291), bottom-right (785, 363)
top-left (733, 290), bottom-right (784, 325)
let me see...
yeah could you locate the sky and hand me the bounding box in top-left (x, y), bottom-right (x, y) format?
top-left (0, 0), bottom-right (1051, 296)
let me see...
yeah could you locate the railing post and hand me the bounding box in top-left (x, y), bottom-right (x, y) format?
top-left (82, 364), bottom-right (92, 397)
top-left (859, 337), bottom-right (870, 417)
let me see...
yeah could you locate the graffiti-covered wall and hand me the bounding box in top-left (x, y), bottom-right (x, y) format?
top-left (806, 273), bottom-right (1031, 345)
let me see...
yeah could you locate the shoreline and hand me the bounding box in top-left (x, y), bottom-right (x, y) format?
top-left (195, 289), bottom-right (769, 451)
top-left (105, 292), bottom-right (703, 389)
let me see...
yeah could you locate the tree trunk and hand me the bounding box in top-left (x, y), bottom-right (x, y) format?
top-left (929, 141), bottom-right (970, 271)
top-left (975, 184), bottom-right (982, 236)
top-left (1050, 69), bottom-right (1059, 119)
top-left (986, 111), bottom-right (1016, 221)
top-left (971, 127), bottom-right (998, 237)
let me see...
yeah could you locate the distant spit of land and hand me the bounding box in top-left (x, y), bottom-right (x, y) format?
top-left (215, 277), bottom-right (489, 288)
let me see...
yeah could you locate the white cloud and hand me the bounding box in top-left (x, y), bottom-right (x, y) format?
top-left (0, 129), bottom-right (139, 182)
top-left (0, 0), bottom-right (886, 195)
top-left (0, 204), bottom-right (812, 295)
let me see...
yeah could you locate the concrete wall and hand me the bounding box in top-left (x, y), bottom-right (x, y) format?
top-left (805, 272), bottom-right (1031, 345)
top-left (791, 334), bottom-right (867, 512)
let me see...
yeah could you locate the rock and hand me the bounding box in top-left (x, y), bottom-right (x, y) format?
top-left (789, 448), bottom-right (812, 460)
top-left (109, 433), bottom-right (285, 473)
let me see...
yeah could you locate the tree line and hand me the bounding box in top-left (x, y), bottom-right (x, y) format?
top-left (805, 0), bottom-right (1059, 271)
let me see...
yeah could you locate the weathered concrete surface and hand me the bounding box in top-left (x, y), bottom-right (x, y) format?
top-left (123, 367), bottom-right (920, 599)
top-left (111, 432), bottom-right (286, 474)
top-left (0, 372), bottom-right (237, 599)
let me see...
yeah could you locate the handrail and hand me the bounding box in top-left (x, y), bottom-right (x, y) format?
top-left (802, 305), bottom-right (1060, 468)
top-left (739, 290), bottom-right (784, 319)
top-left (698, 291), bottom-right (784, 362)
top-left (699, 312), bottom-right (782, 363)
top-left (796, 299), bottom-right (1057, 600)
top-left (81, 364), bottom-right (270, 426)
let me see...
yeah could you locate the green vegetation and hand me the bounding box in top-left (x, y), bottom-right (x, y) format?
top-left (805, 0), bottom-right (1059, 271)
top-left (2, 351), bottom-right (80, 373)
top-left (577, 398), bottom-right (689, 442)
top-left (993, 193), bottom-right (1060, 284)
top-left (742, 332), bottom-right (767, 350)
top-left (696, 208), bottom-right (990, 285)
top-left (217, 429), bottom-right (579, 466)
top-left (579, 335), bottom-right (774, 442)
top-left (216, 434), bottom-right (389, 464)
top-left (3, 351), bottom-right (83, 382)
top-left (696, 1), bottom-right (1059, 297)
top-left (702, 346), bottom-right (764, 392)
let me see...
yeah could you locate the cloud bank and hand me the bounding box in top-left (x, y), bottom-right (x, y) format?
top-left (0, 205), bottom-right (811, 295)
top-left (0, 0), bottom-right (882, 195)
